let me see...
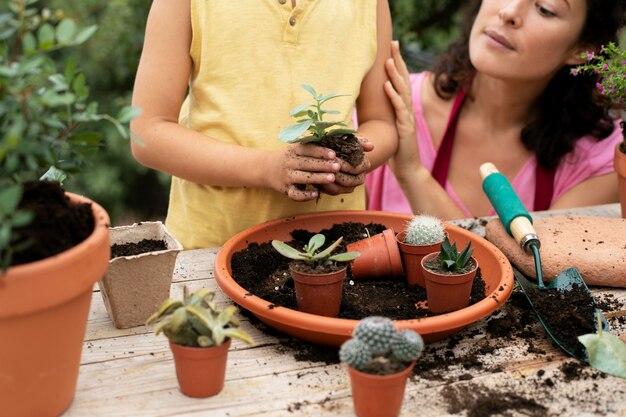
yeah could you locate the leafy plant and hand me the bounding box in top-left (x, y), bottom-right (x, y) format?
top-left (578, 312), bottom-right (626, 379)
top-left (339, 316), bottom-right (424, 375)
top-left (271, 233), bottom-right (360, 266)
top-left (278, 83), bottom-right (355, 144)
top-left (0, 0), bottom-right (139, 269)
top-left (146, 287), bottom-right (254, 348)
top-left (425, 236), bottom-right (475, 274)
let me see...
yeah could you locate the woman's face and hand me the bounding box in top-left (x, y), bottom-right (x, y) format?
top-left (469, 0), bottom-right (588, 82)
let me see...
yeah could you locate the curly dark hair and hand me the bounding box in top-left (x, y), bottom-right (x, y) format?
top-left (432, 0), bottom-right (626, 169)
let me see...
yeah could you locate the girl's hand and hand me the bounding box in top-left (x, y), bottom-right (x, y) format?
top-left (270, 143), bottom-right (340, 201)
top-left (317, 136), bottom-right (373, 195)
top-left (384, 40), bottom-right (422, 177)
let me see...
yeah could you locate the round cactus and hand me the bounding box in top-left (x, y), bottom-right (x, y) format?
top-left (339, 338), bottom-right (372, 371)
top-left (390, 330), bottom-right (424, 362)
top-left (353, 316), bottom-right (396, 355)
top-left (404, 214), bottom-right (445, 245)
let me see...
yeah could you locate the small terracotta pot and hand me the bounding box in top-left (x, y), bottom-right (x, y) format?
top-left (290, 265), bottom-right (346, 317)
top-left (347, 361), bottom-right (415, 417)
top-left (421, 252), bottom-right (478, 314)
top-left (615, 142), bottom-right (626, 219)
top-left (346, 229), bottom-right (403, 280)
top-left (396, 231), bottom-right (444, 287)
top-left (169, 339), bottom-right (231, 398)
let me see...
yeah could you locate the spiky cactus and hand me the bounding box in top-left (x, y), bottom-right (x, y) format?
top-left (339, 316), bottom-right (424, 373)
top-left (404, 214), bottom-right (445, 245)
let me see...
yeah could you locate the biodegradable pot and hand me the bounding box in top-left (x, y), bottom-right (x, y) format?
top-left (346, 228), bottom-right (403, 280)
top-left (98, 221), bottom-right (182, 329)
top-left (0, 193), bottom-right (110, 417)
top-left (421, 252), bottom-right (479, 314)
top-left (347, 361), bottom-right (415, 417)
top-left (214, 210), bottom-right (514, 347)
top-left (396, 230), bottom-right (444, 287)
top-left (290, 264), bottom-right (346, 317)
top-left (169, 339), bottom-right (231, 398)
top-left (615, 142), bottom-right (626, 219)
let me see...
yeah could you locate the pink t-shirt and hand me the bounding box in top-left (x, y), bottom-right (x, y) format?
top-left (366, 72), bottom-right (623, 217)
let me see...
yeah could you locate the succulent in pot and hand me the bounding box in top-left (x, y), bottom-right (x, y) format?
top-left (146, 287), bottom-right (254, 398)
top-left (339, 316), bottom-right (424, 417)
top-left (0, 1), bottom-right (137, 416)
top-left (421, 237), bottom-right (479, 314)
top-left (396, 214), bottom-right (446, 287)
top-left (271, 233), bottom-right (360, 317)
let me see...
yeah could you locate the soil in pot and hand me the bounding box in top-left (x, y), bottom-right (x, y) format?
top-left (12, 180), bottom-right (94, 266)
top-left (110, 238), bottom-right (167, 258)
top-left (231, 221), bottom-right (487, 320)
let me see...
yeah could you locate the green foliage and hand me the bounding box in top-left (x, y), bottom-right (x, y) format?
top-left (278, 84), bottom-right (355, 144)
top-left (339, 316), bottom-right (423, 373)
top-left (572, 42), bottom-right (626, 108)
top-left (0, 0), bottom-right (138, 269)
top-left (429, 237), bottom-right (475, 274)
top-left (271, 233), bottom-right (360, 267)
top-left (578, 313), bottom-right (626, 379)
top-left (403, 214), bottom-right (446, 245)
top-left (146, 287), bottom-right (254, 348)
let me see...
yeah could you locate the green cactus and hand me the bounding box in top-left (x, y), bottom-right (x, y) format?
top-left (271, 233), bottom-right (360, 267)
top-left (431, 236), bottom-right (475, 273)
top-left (353, 316), bottom-right (396, 355)
top-left (404, 214), bottom-right (445, 245)
top-left (146, 287), bottom-right (254, 348)
top-left (390, 330), bottom-right (424, 362)
top-left (339, 338), bottom-right (372, 371)
top-left (340, 316), bottom-right (424, 374)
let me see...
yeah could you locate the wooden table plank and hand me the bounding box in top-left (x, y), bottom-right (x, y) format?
top-left (64, 204), bottom-right (626, 417)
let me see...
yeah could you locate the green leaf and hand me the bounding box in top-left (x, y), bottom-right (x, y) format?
top-left (37, 23), bottom-right (55, 50)
top-left (217, 306), bottom-right (237, 327)
top-left (72, 73), bottom-right (88, 101)
top-left (318, 93), bottom-right (351, 105)
top-left (312, 121), bottom-right (342, 130)
top-left (117, 106), bottom-right (141, 123)
top-left (22, 32), bottom-right (37, 54)
top-left (306, 234), bottom-right (325, 253)
top-left (289, 104), bottom-right (311, 117)
top-left (40, 166), bottom-right (67, 184)
top-left (313, 236), bottom-right (343, 260)
top-left (223, 328), bottom-right (254, 345)
top-left (329, 251), bottom-right (361, 262)
top-left (56, 19), bottom-right (77, 45)
top-left (0, 185), bottom-right (22, 213)
top-left (271, 240), bottom-right (307, 260)
top-left (73, 25), bottom-right (97, 45)
top-left (10, 210), bottom-right (34, 228)
top-left (579, 332), bottom-right (626, 378)
top-left (278, 120), bottom-right (313, 143)
top-left (300, 83), bottom-right (317, 98)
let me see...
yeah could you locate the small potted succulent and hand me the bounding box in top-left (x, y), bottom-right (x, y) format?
top-left (421, 237), bottom-right (478, 314)
top-left (345, 228), bottom-right (403, 280)
top-left (572, 42), bottom-right (626, 218)
top-left (339, 316), bottom-right (424, 417)
top-left (99, 221), bottom-right (183, 329)
top-left (146, 287), bottom-right (254, 398)
top-left (396, 214), bottom-right (446, 287)
top-left (271, 233), bottom-right (360, 317)
top-left (279, 83), bottom-right (365, 169)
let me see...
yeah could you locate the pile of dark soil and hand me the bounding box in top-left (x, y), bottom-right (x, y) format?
top-left (230, 221), bottom-right (486, 320)
top-left (111, 239), bottom-right (167, 259)
top-left (319, 133), bottom-right (364, 167)
top-left (12, 180), bottom-right (94, 266)
top-left (442, 383), bottom-right (547, 417)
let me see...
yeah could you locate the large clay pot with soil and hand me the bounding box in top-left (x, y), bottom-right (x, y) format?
top-left (169, 339), bottom-right (231, 398)
top-left (347, 361), bottom-right (415, 417)
top-left (615, 142), bottom-right (626, 219)
top-left (290, 264), bottom-right (346, 317)
top-left (396, 230), bottom-right (444, 287)
top-left (421, 252), bottom-right (479, 314)
top-left (346, 228), bottom-right (403, 280)
top-left (0, 192), bottom-right (110, 417)
top-left (98, 221), bottom-right (183, 329)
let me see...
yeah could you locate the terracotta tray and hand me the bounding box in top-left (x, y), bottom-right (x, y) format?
top-left (214, 210), bottom-right (513, 346)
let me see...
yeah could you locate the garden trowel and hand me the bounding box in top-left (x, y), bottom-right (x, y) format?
top-left (480, 162), bottom-right (608, 363)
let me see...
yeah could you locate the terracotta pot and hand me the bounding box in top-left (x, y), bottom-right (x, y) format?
top-left (421, 252), bottom-right (479, 314)
top-left (0, 193), bottom-right (110, 417)
top-left (615, 143), bottom-right (626, 219)
top-left (347, 361), bottom-right (415, 417)
top-left (346, 228), bottom-right (403, 280)
top-left (290, 265), bottom-right (346, 317)
top-left (169, 339), bottom-right (231, 398)
top-left (98, 221), bottom-right (183, 329)
top-left (396, 230), bottom-right (444, 287)
top-left (214, 210), bottom-right (514, 346)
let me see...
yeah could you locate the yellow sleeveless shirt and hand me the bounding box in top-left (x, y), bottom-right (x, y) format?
top-left (167, 0), bottom-right (377, 248)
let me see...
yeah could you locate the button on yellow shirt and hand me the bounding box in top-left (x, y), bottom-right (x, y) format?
top-left (167, 0), bottom-right (377, 248)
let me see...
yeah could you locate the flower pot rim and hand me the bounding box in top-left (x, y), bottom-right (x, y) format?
top-left (347, 360), bottom-right (416, 380)
top-left (421, 251), bottom-right (479, 279)
top-left (214, 210), bottom-right (514, 346)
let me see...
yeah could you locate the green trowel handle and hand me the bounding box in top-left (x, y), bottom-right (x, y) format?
top-left (480, 163), bottom-right (539, 253)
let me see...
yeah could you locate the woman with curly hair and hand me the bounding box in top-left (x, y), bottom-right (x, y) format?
top-left (367, 0), bottom-right (625, 218)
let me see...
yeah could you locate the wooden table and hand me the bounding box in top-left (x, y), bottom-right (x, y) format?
top-left (65, 204), bottom-right (626, 417)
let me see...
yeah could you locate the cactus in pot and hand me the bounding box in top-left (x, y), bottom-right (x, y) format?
top-left (396, 214), bottom-right (446, 287)
top-left (340, 316), bottom-right (423, 417)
